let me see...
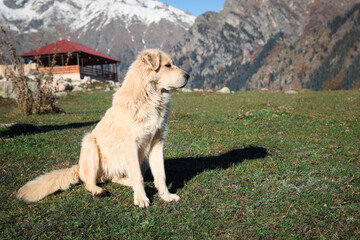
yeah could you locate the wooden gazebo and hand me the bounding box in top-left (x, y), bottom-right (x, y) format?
top-left (20, 40), bottom-right (120, 81)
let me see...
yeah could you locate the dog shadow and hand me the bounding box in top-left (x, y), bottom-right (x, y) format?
top-left (0, 121), bottom-right (99, 138)
top-left (144, 146), bottom-right (270, 197)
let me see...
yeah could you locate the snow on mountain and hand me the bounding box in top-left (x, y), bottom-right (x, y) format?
top-left (0, 0), bottom-right (195, 32)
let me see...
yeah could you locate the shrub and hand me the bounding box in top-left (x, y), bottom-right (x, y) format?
top-left (0, 26), bottom-right (62, 114)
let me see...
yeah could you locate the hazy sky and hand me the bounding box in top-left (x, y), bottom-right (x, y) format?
top-left (161, 0), bottom-right (225, 16)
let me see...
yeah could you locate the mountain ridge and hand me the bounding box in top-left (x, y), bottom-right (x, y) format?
top-left (0, 0), bottom-right (195, 80)
top-left (172, 0), bottom-right (360, 91)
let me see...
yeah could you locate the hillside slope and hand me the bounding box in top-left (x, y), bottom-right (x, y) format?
top-left (250, 3), bottom-right (360, 91)
top-left (172, 0), bottom-right (360, 91)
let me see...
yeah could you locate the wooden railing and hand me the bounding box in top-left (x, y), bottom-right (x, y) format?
top-left (14, 64), bottom-right (118, 81)
top-left (38, 65), bottom-right (80, 75)
top-left (80, 66), bottom-right (118, 81)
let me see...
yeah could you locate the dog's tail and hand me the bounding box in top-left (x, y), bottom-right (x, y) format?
top-left (16, 164), bottom-right (80, 203)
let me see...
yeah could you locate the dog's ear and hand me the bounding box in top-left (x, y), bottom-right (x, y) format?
top-left (140, 50), bottom-right (161, 71)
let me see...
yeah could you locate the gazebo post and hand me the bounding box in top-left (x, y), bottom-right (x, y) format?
top-left (110, 64), bottom-right (112, 79)
top-left (80, 57), bottom-right (83, 77)
top-left (113, 63), bottom-right (116, 80)
top-left (116, 63), bottom-right (118, 81)
top-left (101, 64), bottom-right (104, 78)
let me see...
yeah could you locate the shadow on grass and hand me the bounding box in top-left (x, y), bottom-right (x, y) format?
top-left (63, 147), bottom-right (269, 203)
top-left (145, 146), bottom-right (270, 195)
top-left (0, 121), bottom-right (99, 138)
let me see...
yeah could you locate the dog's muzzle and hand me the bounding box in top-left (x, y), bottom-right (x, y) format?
top-left (179, 73), bottom-right (190, 88)
top-left (184, 73), bottom-right (190, 81)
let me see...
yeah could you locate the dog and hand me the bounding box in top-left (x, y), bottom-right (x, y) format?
top-left (17, 49), bottom-right (189, 208)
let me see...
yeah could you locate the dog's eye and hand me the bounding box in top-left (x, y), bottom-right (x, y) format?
top-left (165, 64), bottom-right (172, 68)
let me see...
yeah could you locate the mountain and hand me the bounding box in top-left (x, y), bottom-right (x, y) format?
top-left (250, 3), bottom-right (360, 91)
top-left (172, 0), bottom-right (360, 91)
top-left (0, 0), bottom-right (195, 80)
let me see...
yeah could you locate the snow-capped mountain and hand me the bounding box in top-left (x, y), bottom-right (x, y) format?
top-left (0, 0), bottom-right (195, 32)
top-left (0, 0), bottom-right (195, 79)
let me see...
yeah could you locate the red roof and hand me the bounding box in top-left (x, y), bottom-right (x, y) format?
top-left (20, 39), bottom-right (120, 62)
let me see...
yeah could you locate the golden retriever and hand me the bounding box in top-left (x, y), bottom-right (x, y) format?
top-left (17, 49), bottom-right (189, 208)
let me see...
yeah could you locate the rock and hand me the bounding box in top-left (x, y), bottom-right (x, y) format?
top-left (0, 81), bottom-right (15, 98)
top-left (105, 87), bottom-right (111, 92)
top-left (106, 80), bottom-right (115, 87)
top-left (27, 75), bottom-right (36, 80)
top-left (57, 81), bottom-right (71, 92)
top-left (72, 86), bottom-right (84, 92)
top-left (27, 81), bottom-right (38, 93)
top-left (218, 87), bottom-right (230, 94)
top-left (284, 90), bottom-right (298, 94)
top-left (72, 80), bottom-right (82, 86)
top-left (0, 80), bottom-right (38, 98)
top-left (81, 77), bottom-right (91, 85)
top-left (181, 88), bottom-right (192, 92)
top-left (65, 85), bottom-right (74, 91)
top-left (54, 91), bottom-right (67, 97)
top-left (113, 84), bottom-right (122, 91)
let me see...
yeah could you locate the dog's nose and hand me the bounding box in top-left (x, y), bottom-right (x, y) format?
top-left (184, 73), bottom-right (190, 80)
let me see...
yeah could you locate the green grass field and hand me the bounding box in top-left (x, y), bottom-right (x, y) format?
top-left (1, 90), bottom-right (359, 239)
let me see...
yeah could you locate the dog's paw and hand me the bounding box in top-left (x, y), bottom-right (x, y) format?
top-left (160, 193), bottom-right (180, 202)
top-left (86, 185), bottom-right (104, 196)
top-left (93, 190), bottom-right (111, 198)
top-left (134, 195), bottom-right (150, 208)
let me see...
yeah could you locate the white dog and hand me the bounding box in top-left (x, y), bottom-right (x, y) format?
top-left (17, 49), bottom-right (189, 208)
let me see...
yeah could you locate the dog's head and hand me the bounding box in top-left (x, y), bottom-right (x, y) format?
top-left (138, 49), bottom-right (189, 90)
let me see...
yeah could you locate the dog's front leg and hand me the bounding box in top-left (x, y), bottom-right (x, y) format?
top-left (149, 140), bottom-right (180, 202)
top-left (125, 144), bottom-right (149, 208)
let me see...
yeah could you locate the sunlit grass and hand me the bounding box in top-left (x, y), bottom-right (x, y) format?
top-left (1, 90), bottom-right (359, 239)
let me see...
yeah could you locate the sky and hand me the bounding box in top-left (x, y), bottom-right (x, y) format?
top-left (161, 0), bottom-right (225, 16)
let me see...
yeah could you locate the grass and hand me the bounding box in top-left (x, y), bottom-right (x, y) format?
top-left (1, 90), bottom-right (359, 239)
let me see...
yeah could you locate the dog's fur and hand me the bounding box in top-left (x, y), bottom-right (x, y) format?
top-left (17, 49), bottom-right (189, 207)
